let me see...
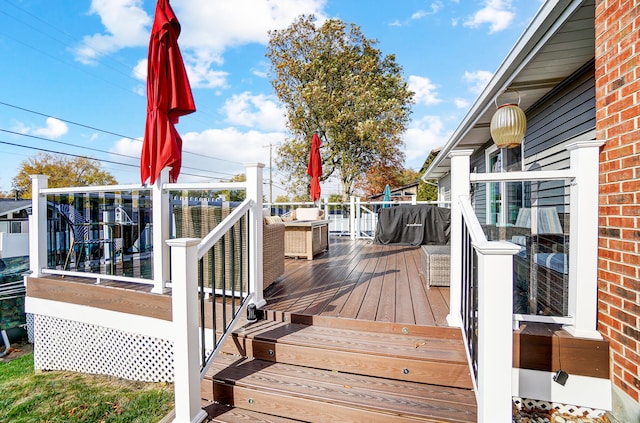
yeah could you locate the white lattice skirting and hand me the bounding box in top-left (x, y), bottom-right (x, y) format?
top-left (32, 314), bottom-right (174, 382)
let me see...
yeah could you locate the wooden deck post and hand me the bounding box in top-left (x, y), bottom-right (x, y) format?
top-left (168, 237), bottom-right (208, 423)
top-left (565, 141), bottom-right (605, 339)
top-left (448, 149), bottom-right (473, 327)
top-left (151, 168), bottom-right (170, 294)
top-left (245, 163), bottom-right (266, 308)
top-left (475, 241), bottom-right (520, 423)
top-left (29, 175), bottom-right (49, 278)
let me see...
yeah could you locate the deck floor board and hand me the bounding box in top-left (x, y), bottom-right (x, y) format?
top-left (264, 237), bottom-right (450, 327)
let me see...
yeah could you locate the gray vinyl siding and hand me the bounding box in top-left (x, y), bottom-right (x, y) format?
top-left (523, 63), bottom-right (595, 217)
top-left (524, 62), bottom-right (595, 170)
top-left (470, 142), bottom-right (492, 223)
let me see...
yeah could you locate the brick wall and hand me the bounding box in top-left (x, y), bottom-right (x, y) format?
top-left (595, 0), bottom-right (640, 404)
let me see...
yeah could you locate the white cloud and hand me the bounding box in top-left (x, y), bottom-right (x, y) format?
top-left (403, 115), bottom-right (450, 169)
top-left (454, 98), bottom-right (470, 109)
top-left (221, 92), bottom-right (287, 132)
top-left (393, 2), bottom-right (442, 26)
top-left (463, 70), bottom-right (493, 95)
top-left (180, 127), bottom-right (284, 180)
top-left (75, 0), bottom-right (327, 89)
top-left (408, 76), bottom-right (441, 106)
top-left (73, 0), bottom-right (150, 64)
top-left (463, 0), bottom-right (515, 33)
top-left (28, 118), bottom-right (69, 139)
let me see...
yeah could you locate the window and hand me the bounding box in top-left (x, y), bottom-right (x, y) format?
top-left (485, 144), bottom-right (523, 227)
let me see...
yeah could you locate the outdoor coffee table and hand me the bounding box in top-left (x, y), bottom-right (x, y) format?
top-left (284, 220), bottom-right (329, 260)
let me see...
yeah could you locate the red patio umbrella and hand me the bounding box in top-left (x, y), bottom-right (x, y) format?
top-left (307, 132), bottom-right (322, 202)
top-left (140, 0), bottom-right (195, 185)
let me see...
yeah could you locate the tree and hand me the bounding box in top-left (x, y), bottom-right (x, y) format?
top-left (267, 15), bottom-right (414, 200)
top-left (356, 166), bottom-right (419, 197)
top-left (12, 153), bottom-right (117, 199)
top-left (417, 151), bottom-right (439, 202)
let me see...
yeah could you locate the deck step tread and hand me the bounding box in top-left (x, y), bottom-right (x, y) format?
top-left (207, 354), bottom-right (477, 423)
top-left (226, 320), bottom-right (473, 389)
top-left (204, 403), bottom-right (305, 422)
top-left (234, 320), bottom-right (467, 363)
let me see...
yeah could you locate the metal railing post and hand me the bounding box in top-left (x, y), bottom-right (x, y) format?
top-left (151, 168), bottom-right (170, 293)
top-left (350, 196), bottom-right (356, 240)
top-left (565, 140), bottom-right (605, 339)
top-left (167, 237), bottom-right (208, 423)
top-left (29, 175), bottom-right (49, 278)
top-left (475, 241), bottom-right (520, 422)
top-left (448, 149), bottom-right (473, 327)
top-left (245, 162), bottom-right (265, 308)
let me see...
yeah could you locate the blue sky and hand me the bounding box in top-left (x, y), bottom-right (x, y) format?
top-left (0, 0), bottom-right (543, 197)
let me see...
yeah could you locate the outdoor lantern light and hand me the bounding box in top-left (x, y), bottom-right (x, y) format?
top-left (490, 94), bottom-right (527, 149)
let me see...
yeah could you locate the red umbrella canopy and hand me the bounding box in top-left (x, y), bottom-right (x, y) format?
top-left (140, 0), bottom-right (195, 185)
top-left (307, 132), bottom-right (322, 202)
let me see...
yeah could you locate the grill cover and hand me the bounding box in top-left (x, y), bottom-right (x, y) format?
top-left (374, 205), bottom-right (451, 246)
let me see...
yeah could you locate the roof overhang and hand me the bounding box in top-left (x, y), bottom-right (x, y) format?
top-left (422, 0), bottom-right (595, 180)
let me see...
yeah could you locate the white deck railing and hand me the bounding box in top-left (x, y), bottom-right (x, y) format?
top-left (448, 141), bottom-right (604, 422)
top-left (30, 163), bottom-right (265, 423)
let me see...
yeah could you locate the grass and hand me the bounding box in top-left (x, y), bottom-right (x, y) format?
top-left (0, 351), bottom-right (174, 423)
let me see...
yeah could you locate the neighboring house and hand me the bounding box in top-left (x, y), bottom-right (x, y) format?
top-left (0, 199), bottom-right (31, 331)
top-left (0, 199), bottom-right (31, 258)
top-left (422, 0), bottom-right (638, 421)
top-left (367, 181), bottom-right (419, 202)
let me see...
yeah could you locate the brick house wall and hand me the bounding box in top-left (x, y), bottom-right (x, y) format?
top-left (594, 0), bottom-right (640, 409)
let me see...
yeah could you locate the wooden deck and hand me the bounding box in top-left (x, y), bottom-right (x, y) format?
top-left (264, 236), bottom-right (450, 327)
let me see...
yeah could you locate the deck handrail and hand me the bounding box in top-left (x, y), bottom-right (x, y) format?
top-left (459, 195), bottom-right (520, 422)
top-left (167, 162), bottom-right (264, 423)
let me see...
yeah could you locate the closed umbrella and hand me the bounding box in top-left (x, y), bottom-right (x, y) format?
top-left (307, 132), bottom-right (322, 202)
top-left (140, 0), bottom-right (195, 185)
top-left (383, 184), bottom-right (391, 208)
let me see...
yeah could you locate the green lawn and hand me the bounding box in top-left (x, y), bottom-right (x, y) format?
top-left (0, 351), bottom-right (174, 423)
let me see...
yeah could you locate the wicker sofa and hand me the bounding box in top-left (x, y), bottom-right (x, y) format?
top-left (262, 220), bottom-right (285, 288)
top-left (173, 204), bottom-right (285, 290)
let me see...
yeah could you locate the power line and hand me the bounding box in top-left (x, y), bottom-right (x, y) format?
top-left (0, 138), bottom-right (222, 181)
top-left (0, 101), bottom-right (242, 165)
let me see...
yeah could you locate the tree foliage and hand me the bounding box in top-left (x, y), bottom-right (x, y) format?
top-left (12, 153), bottom-right (117, 199)
top-left (356, 166), bottom-right (420, 197)
top-left (267, 15), bottom-right (413, 200)
top-left (417, 151), bottom-right (438, 202)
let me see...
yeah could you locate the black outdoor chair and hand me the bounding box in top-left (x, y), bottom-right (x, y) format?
top-left (56, 204), bottom-right (114, 272)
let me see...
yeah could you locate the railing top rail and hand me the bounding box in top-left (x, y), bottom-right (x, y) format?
top-left (459, 195), bottom-right (488, 244)
top-left (41, 184), bottom-right (149, 195)
top-left (470, 169), bottom-right (575, 183)
top-left (196, 198), bottom-right (253, 259)
top-left (167, 181), bottom-right (247, 191)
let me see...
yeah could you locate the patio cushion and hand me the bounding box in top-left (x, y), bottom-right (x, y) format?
top-left (264, 215), bottom-right (283, 225)
top-left (295, 207), bottom-right (321, 221)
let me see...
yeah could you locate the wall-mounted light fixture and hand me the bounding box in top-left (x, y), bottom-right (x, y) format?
top-left (490, 92), bottom-right (527, 149)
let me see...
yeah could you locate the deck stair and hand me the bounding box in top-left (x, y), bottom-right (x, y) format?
top-left (202, 314), bottom-right (477, 422)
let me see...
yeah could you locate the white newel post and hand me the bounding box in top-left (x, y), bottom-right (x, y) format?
top-left (447, 149), bottom-right (473, 327)
top-left (475, 241), bottom-right (521, 423)
top-left (245, 163), bottom-right (265, 308)
top-left (565, 140), bottom-right (605, 339)
top-left (151, 168), bottom-right (170, 293)
top-left (29, 175), bottom-right (49, 277)
top-left (167, 238), bottom-right (207, 423)
top-left (350, 196), bottom-right (356, 240)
